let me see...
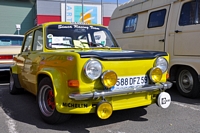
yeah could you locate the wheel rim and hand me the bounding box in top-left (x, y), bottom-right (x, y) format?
top-left (38, 85), bottom-right (55, 117)
top-left (178, 70), bottom-right (193, 93)
top-left (9, 74), bottom-right (14, 91)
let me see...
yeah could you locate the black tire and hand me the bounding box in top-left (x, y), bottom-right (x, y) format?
top-left (37, 77), bottom-right (71, 124)
top-left (176, 67), bottom-right (200, 98)
top-left (9, 73), bottom-right (23, 94)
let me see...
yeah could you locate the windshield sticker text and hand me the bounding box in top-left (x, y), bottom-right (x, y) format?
top-left (90, 26), bottom-right (100, 30)
top-left (58, 25), bottom-right (73, 29)
top-left (74, 25), bottom-right (89, 29)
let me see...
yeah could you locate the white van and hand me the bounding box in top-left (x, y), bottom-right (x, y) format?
top-left (109, 0), bottom-right (200, 98)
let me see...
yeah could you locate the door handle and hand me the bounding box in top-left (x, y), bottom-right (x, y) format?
top-left (175, 30), bottom-right (182, 33)
top-left (159, 39), bottom-right (165, 42)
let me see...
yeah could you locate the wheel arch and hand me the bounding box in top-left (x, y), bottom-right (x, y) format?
top-left (37, 74), bottom-right (49, 89)
top-left (10, 66), bottom-right (22, 88)
top-left (37, 76), bottom-right (71, 124)
top-left (169, 64), bottom-right (198, 82)
top-left (37, 68), bottom-right (69, 111)
top-left (37, 69), bottom-right (64, 93)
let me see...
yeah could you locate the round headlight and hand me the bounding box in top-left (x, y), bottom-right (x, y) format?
top-left (101, 70), bottom-right (117, 88)
top-left (149, 67), bottom-right (163, 83)
top-left (155, 57), bottom-right (168, 73)
top-left (84, 59), bottom-right (102, 80)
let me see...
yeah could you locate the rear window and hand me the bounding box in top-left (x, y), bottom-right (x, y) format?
top-left (0, 36), bottom-right (24, 46)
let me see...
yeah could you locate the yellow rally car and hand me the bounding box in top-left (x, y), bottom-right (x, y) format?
top-left (9, 22), bottom-right (172, 124)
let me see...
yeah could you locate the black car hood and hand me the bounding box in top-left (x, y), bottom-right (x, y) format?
top-left (78, 50), bottom-right (168, 60)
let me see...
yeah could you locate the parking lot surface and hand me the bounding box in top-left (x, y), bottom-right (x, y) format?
top-left (0, 80), bottom-right (200, 133)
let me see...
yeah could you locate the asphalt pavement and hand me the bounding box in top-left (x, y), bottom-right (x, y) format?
top-left (0, 74), bottom-right (200, 133)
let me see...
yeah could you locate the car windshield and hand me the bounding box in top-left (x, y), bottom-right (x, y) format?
top-left (46, 24), bottom-right (119, 49)
top-left (0, 36), bottom-right (24, 46)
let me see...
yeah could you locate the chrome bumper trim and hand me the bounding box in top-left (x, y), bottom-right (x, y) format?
top-left (0, 68), bottom-right (10, 71)
top-left (69, 81), bottom-right (172, 100)
top-left (0, 64), bottom-right (13, 71)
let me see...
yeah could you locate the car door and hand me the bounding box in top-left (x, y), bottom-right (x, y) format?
top-left (17, 32), bottom-right (33, 90)
top-left (143, 5), bottom-right (170, 51)
top-left (25, 28), bottom-right (43, 94)
top-left (174, 0), bottom-right (200, 56)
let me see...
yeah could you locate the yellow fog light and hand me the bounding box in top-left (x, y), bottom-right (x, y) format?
top-left (101, 70), bottom-right (117, 88)
top-left (150, 67), bottom-right (163, 83)
top-left (96, 102), bottom-right (113, 119)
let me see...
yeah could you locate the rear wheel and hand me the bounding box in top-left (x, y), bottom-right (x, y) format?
top-left (37, 77), bottom-right (71, 124)
top-left (9, 73), bottom-right (23, 94)
top-left (176, 67), bottom-right (200, 98)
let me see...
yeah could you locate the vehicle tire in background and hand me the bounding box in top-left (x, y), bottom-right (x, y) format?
top-left (176, 66), bottom-right (200, 98)
top-left (37, 77), bottom-right (71, 124)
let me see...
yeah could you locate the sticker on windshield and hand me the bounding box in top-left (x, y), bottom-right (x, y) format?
top-left (58, 25), bottom-right (73, 29)
top-left (48, 39), bottom-right (52, 43)
top-left (90, 26), bottom-right (100, 30)
top-left (74, 25), bottom-right (89, 29)
top-left (47, 34), bottom-right (53, 38)
top-left (48, 43), bottom-right (52, 48)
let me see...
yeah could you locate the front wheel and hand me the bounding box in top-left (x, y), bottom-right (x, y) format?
top-left (37, 77), bottom-right (71, 124)
top-left (176, 67), bottom-right (200, 98)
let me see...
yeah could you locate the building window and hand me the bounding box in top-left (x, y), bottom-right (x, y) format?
top-left (123, 15), bottom-right (138, 33)
top-left (148, 9), bottom-right (166, 28)
top-left (179, 1), bottom-right (200, 26)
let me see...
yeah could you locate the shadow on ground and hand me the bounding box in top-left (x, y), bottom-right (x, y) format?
top-left (0, 86), bottom-right (148, 133)
top-left (1, 76), bottom-right (200, 132)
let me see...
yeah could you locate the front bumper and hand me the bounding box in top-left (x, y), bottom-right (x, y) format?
top-left (69, 81), bottom-right (172, 100)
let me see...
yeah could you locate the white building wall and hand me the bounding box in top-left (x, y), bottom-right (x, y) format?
top-left (37, 0), bottom-right (117, 17)
top-left (37, 1), bottom-right (60, 15)
top-left (103, 4), bottom-right (117, 17)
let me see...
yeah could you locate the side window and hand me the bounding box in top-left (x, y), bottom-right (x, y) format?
top-left (148, 9), bottom-right (166, 28)
top-left (22, 32), bottom-right (33, 52)
top-left (33, 29), bottom-right (43, 51)
top-left (123, 15), bottom-right (138, 33)
top-left (179, 1), bottom-right (196, 26)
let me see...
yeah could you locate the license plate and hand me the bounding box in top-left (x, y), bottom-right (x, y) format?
top-left (113, 75), bottom-right (148, 90)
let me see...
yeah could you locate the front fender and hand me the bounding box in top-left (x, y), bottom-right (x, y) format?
top-left (37, 67), bottom-right (70, 111)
